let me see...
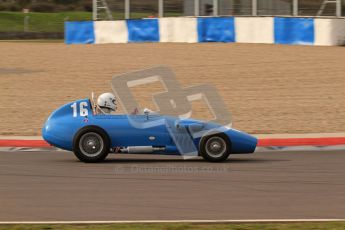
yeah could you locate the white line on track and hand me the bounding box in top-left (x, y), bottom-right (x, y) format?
top-left (1, 219), bottom-right (345, 224)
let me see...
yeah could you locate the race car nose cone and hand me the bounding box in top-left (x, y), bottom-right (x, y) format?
top-left (42, 122), bottom-right (51, 144)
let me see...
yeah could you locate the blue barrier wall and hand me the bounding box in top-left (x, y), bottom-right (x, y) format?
top-left (65, 17), bottom-right (345, 46)
top-left (65, 21), bottom-right (95, 45)
top-left (197, 17), bottom-right (235, 42)
top-left (127, 19), bottom-right (159, 42)
top-left (274, 17), bottom-right (314, 45)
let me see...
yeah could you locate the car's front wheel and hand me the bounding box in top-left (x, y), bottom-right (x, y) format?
top-left (199, 133), bottom-right (231, 162)
top-left (73, 127), bottom-right (110, 163)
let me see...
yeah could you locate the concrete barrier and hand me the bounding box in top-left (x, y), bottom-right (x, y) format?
top-left (65, 17), bottom-right (345, 46)
top-left (314, 18), bottom-right (345, 46)
top-left (274, 17), bottom-right (314, 45)
top-left (65, 21), bottom-right (94, 44)
top-left (159, 17), bottom-right (198, 43)
top-left (94, 21), bottom-right (128, 44)
top-left (197, 17), bottom-right (235, 42)
top-left (235, 17), bottom-right (274, 44)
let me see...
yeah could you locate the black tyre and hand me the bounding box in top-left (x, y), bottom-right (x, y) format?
top-left (199, 133), bottom-right (231, 162)
top-left (73, 126), bottom-right (110, 163)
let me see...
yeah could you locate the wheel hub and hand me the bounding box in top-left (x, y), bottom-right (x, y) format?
top-left (79, 132), bottom-right (104, 157)
top-left (87, 141), bottom-right (96, 149)
top-left (211, 142), bottom-right (221, 151)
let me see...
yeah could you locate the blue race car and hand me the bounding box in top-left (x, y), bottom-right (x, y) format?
top-left (42, 98), bottom-right (257, 163)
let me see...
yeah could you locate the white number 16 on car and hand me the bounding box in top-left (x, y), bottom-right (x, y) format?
top-left (71, 102), bottom-right (88, 117)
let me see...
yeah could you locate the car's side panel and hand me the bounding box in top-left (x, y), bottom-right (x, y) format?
top-left (43, 99), bottom-right (178, 151)
top-left (92, 114), bottom-right (174, 148)
top-left (43, 99), bottom-right (257, 155)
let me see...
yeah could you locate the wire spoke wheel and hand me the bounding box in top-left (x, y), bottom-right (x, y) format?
top-left (205, 136), bottom-right (227, 158)
top-left (200, 133), bottom-right (230, 162)
top-left (73, 127), bottom-right (110, 163)
top-left (79, 132), bottom-right (104, 157)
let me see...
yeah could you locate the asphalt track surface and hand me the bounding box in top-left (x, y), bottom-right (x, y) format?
top-left (1, 150), bottom-right (345, 221)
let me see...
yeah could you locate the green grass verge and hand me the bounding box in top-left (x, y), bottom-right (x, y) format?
top-left (0, 11), bottom-right (183, 32)
top-left (0, 39), bottom-right (63, 42)
top-left (0, 11), bottom-right (92, 32)
top-left (1, 222), bottom-right (345, 230)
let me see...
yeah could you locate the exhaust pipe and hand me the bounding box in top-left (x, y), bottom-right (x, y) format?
top-left (121, 146), bottom-right (165, 154)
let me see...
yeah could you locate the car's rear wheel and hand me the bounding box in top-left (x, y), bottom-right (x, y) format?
top-left (73, 127), bottom-right (110, 163)
top-left (199, 133), bottom-right (231, 162)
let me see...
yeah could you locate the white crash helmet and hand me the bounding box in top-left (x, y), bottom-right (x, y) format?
top-left (97, 93), bottom-right (117, 112)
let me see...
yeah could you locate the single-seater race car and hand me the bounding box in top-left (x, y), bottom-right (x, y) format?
top-left (42, 98), bottom-right (257, 163)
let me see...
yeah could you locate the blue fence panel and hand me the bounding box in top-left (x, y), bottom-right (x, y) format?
top-left (274, 17), bottom-right (314, 45)
top-left (65, 21), bottom-right (95, 44)
top-left (127, 19), bottom-right (159, 42)
top-left (197, 17), bottom-right (235, 43)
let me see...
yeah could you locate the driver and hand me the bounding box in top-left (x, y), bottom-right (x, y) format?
top-left (97, 92), bottom-right (117, 114)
